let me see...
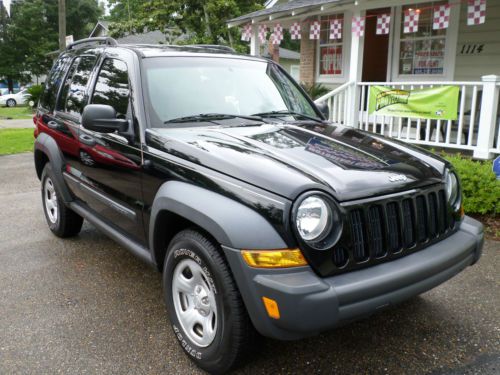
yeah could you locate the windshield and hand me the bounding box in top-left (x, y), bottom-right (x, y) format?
top-left (142, 57), bottom-right (319, 127)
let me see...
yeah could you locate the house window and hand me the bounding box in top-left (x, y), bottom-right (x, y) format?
top-left (399, 1), bottom-right (448, 75)
top-left (319, 14), bottom-right (344, 76)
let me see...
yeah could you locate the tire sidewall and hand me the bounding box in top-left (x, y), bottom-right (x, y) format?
top-left (41, 165), bottom-right (62, 232)
top-left (163, 234), bottom-right (236, 370)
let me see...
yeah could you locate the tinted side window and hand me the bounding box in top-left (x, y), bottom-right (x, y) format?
top-left (39, 55), bottom-right (71, 110)
top-left (57, 55), bottom-right (97, 117)
top-left (66, 56), bottom-right (97, 117)
top-left (92, 59), bottom-right (130, 117)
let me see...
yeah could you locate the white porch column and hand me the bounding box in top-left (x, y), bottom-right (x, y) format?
top-left (250, 23), bottom-right (260, 56)
top-left (473, 75), bottom-right (500, 159)
top-left (345, 9), bottom-right (364, 128)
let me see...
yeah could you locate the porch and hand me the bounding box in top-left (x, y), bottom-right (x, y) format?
top-left (228, 0), bottom-right (500, 160)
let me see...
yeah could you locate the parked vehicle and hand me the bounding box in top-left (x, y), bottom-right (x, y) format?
top-left (0, 88), bottom-right (9, 96)
top-left (33, 38), bottom-right (484, 374)
top-left (0, 89), bottom-right (29, 107)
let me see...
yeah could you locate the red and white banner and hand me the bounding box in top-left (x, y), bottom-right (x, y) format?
top-left (241, 24), bottom-right (252, 41)
top-left (376, 14), bottom-right (390, 35)
top-left (433, 4), bottom-right (450, 30)
top-left (352, 16), bottom-right (365, 37)
top-left (467, 0), bottom-right (486, 25)
top-left (404, 9), bottom-right (419, 33)
top-left (290, 22), bottom-right (301, 40)
top-left (270, 33), bottom-right (280, 45)
top-left (310, 20), bottom-right (321, 40)
top-left (258, 24), bottom-right (267, 43)
top-left (329, 19), bottom-right (342, 40)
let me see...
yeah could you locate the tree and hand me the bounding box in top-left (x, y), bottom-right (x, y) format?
top-left (0, 0), bottom-right (103, 91)
top-left (108, 0), bottom-right (263, 52)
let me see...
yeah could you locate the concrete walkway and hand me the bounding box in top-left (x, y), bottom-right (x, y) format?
top-left (0, 118), bottom-right (34, 129)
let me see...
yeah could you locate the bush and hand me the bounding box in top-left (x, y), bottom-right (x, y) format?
top-left (301, 82), bottom-right (330, 100)
top-left (27, 84), bottom-right (44, 107)
top-left (443, 153), bottom-right (499, 215)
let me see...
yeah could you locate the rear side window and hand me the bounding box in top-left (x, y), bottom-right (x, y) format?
top-left (91, 59), bottom-right (130, 118)
top-left (39, 55), bottom-right (71, 111)
top-left (58, 55), bottom-right (97, 118)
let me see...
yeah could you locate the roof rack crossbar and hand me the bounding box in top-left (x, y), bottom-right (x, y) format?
top-left (186, 44), bottom-right (235, 53)
top-left (67, 37), bottom-right (118, 50)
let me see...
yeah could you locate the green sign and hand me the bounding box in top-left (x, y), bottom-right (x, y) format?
top-left (368, 85), bottom-right (459, 120)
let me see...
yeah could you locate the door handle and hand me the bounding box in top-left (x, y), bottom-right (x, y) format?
top-left (47, 121), bottom-right (59, 129)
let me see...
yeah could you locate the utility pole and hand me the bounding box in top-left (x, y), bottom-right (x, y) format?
top-left (58, 0), bottom-right (66, 51)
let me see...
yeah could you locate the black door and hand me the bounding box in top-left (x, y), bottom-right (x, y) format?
top-left (76, 58), bottom-right (146, 244)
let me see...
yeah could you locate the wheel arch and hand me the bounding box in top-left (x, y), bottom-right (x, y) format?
top-left (34, 132), bottom-right (73, 203)
top-left (149, 181), bottom-right (288, 271)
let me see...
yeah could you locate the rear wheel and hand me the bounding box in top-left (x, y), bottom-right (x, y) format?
top-left (41, 164), bottom-right (83, 237)
top-left (6, 99), bottom-right (16, 107)
top-left (163, 229), bottom-right (256, 374)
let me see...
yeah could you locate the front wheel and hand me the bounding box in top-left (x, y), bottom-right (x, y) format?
top-left (6, 99), bottom-right (16, 107)
top-left (163, 229), bottom-right (256, 374)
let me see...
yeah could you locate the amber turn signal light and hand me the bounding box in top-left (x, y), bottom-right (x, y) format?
top-left (262, 297), bottom-right (280, 319)
top-left (241, 249), bottom-right (308, 268)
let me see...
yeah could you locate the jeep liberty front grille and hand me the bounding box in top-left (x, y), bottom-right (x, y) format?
top-left (331, 186), bottom-right (457, 273)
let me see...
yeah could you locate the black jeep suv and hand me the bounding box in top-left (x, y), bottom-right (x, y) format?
top-left (34, 37), bottom-right (484, 374)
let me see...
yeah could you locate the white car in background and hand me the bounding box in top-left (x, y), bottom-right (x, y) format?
top-left (0, 89), bottom-right (29, 107)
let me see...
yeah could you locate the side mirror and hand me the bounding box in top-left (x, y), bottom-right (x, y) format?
top-left (82, 104), bottom-right (128, 133)
top-left (316, 101), bottom-right (330, 120)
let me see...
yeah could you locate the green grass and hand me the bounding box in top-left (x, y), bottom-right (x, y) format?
top-left (0, 106), bottom-right (33, 120)
top-left (0, 128), bottom-right (34, 155)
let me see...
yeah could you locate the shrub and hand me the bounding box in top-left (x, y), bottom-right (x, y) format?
top-left (27, 84), bottom-right (44, 107)
top-left (301, 82), bottom-right (330, 100)
top-left (443, 153), bottom-right (499, 215)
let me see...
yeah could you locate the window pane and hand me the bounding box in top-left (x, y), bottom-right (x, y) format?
top-left (92, 59), bottom-right (130, 117)
top-left (57, 57), bottom-right (80, 111)
top-left (65, 56), bottom-right (97, 117)
top-left (401, 2), bottom-right (447, 38)
top-left (40, 55), bottom-right (71, 111)
top-left (320, 14), bottom-right (343, 44)
top-left (319, 46), bottom-right (343, 75)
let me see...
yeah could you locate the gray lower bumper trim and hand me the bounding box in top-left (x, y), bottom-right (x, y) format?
top-left (223, 216), bottom-right (484, 340)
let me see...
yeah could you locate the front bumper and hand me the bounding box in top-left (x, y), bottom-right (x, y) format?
top-left (222, 216), bottom-right (484, 340)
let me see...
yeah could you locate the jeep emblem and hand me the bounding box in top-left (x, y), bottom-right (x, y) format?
top-left (388, 174), bottom-right (408, 182)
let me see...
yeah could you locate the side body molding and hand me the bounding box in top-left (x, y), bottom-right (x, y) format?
top-left (149, 181), bottom-right (288, 262)
top-left (34, 132), bottom-right (73, 203)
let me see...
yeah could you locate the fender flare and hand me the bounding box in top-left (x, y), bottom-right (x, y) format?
top-left (34, 132), bottom-right (73, 203)
top-left (149, 181), bottom-right (288, 263)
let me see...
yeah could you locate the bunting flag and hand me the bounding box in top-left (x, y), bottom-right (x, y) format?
top-left (433, 4), bottom-right (450, 29)
top-left (352, 16), bottom-right (365, 37)
top-left (270, 33), bottom-right (280, 45)
top-left (376, 14), bottom-right (390, 35)
top-left (330, 19), bottom-right (342, 40)
top-left (290, 22), bottom-right (301, 40)
top-left (241, 24), bottom-right (252, 41)
top-left (258, 24), bottom-right (267, 43)
top-left (404, 9), bottom-right (419, 33)
top-left (274, 23), bottom-right (284, 41)
top-left (310, 20), bottom-right (321, 39)
top-left (467, 0), bottom-right (486, 25)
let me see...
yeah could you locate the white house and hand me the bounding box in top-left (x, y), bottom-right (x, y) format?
top-left (228, 0), bottom-right (500, 160)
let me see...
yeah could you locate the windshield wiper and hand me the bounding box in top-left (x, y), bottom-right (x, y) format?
top-left (164, 113), bottom-right (263, 124)
top-left (252, 110), bottom-right (322, 123)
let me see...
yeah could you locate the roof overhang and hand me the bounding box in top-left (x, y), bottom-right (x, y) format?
top-left (227, 0), bottom-right (356, 28)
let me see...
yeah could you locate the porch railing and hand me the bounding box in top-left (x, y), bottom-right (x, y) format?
top-left (315, 75), bottom-right (500, 160)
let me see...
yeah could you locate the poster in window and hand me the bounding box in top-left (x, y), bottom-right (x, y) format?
top-left (320, 46), bottom-right (342, 75)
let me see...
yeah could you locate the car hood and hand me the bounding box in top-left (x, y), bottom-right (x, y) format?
top-left (146, 122), bottom-right (447, 201)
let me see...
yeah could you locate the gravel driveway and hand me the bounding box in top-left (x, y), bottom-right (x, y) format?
top-left (0, 152), bottom-right (498, 375)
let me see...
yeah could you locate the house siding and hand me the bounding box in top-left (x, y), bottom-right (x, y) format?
top-left (455, 1), bottom-right (500, 81)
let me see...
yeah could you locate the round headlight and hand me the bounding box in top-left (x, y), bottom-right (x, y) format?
top-left (445, 171), bottom-right (459, 205)
top-left (296, 196), bottom-right (331, 241)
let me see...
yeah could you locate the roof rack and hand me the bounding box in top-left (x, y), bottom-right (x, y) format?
top-left (67, 37), bottom-right (118, 50)
top-left (185, 44), bottom-right (236, 53)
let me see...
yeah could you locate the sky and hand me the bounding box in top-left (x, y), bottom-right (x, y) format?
top-left (2, 0), bottom-right (111, 16)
